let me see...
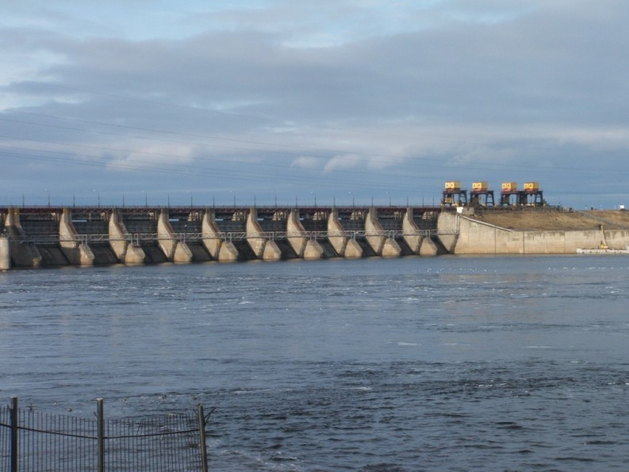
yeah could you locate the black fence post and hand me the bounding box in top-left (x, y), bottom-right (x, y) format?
top-left (10, 396), bottom-right (18, 472)
top-left (197, 404), bottom-right (208, 472)
top-left (97, 398), bottom-right (104, 472)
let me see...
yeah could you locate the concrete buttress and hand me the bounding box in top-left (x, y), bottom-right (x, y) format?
top-left (109, 209), bottom-right (145, 264)
top-left (5, 208), bottom-right (42, 267)
top-left (402, 208), bottom-right (423, 253)
top-left (287, 209), bottom-right (323, 260)
top-left (202, 210), bottom-right (239, 262)
top-left (246, 208), bottom-right (282, 260)
top-left (327, 208), bottom-right (362, 259)
top-left (158, 210), bottom-right (193, 263)
top-left (59, 208), bottom-right (95, 266)
top-left (419, 236), bottom-right (439, 256)
top-left (0, 235), bottom-right (10, 270)
top-left (365, 208), bottom-right (401, 257)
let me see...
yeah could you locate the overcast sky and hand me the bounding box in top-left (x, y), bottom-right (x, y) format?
top-left (1, 0), bottom-right (628, 208)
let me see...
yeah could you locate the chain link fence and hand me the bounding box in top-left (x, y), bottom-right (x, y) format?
top-left (0, 398), bottom-right (210, 472)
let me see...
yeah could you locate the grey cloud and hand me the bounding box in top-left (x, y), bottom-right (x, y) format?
top-left (1, 1), bottom-right (629, 207)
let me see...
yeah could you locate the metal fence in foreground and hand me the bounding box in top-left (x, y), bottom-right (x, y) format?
top-left (0, 397), bottom-right (210, 472)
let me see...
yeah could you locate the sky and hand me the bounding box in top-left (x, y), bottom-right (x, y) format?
top-left (1, 0), bottom-right (628, 209)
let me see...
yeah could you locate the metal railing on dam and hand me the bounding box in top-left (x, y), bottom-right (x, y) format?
top-left (0, 205), bottom-right (452, 268)
top-left (10, 229), bottom-right (441, 245)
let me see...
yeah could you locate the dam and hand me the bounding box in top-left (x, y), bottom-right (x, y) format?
top-left (3, 187), bottom-right (629, 270)
top-left (0, 205), bottom-right (445, 269)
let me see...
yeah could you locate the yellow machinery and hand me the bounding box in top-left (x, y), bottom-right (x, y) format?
top-left (470, 182), bottom-right (494, 207)
top-left (442, 181), bottom-right (467, 207)
top-left (501, 182), bottom-right (518, 192)
top-left (472, 181), bottom-right (488, 192)
top-left (444, 181), bottom-right (462, 191)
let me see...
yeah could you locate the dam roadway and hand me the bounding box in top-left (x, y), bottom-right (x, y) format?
top-left (0, 205), bottom-right (445, 269)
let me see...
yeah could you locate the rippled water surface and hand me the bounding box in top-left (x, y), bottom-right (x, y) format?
top-left (2, 256), bottom-right (629, 471)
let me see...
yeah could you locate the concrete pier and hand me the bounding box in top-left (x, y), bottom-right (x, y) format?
top-left (60, 209), bottom-right (95, 266)
top-left (327, 208), bottom-right (363, 258)
top-left (402, 208), bottom-right (423, 253)
top-left (0, 235), bottom-right (9, 270)
top-left (158, 210), bottom-right (193, 263)
top-left (109, 209), bottom-right (146, 264)
top-left (5, 208), bottom-right (42, 267)
top-left (246, 208), bottom-right (282, 261)
top-left (287, 209), bottom-right (324, 260)
top-left (365, 208), bottom-right (401, 257)
top-left (202, 210), bottom-right (239, 262)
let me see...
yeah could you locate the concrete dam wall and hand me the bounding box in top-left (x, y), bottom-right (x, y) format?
top-left (438, 209), bottom-right (629, 255)
top-left (0, 205), bottom-right (442, 269)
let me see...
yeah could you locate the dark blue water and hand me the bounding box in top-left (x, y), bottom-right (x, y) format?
top-left (2, 256), bottom-right (629, 471)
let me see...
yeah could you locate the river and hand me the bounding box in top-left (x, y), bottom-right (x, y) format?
top-left (1, 255), bottom-right (629, 471)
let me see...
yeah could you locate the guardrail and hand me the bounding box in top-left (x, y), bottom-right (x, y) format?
top-left (6, 229), bottom-right (449, 245)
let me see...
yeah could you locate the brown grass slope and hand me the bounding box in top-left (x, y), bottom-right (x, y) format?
top-left (468, 209), bottom-right (629, 231)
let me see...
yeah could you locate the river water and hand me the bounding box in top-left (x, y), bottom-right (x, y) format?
top-left (1, 255), bottom-right (629, 471)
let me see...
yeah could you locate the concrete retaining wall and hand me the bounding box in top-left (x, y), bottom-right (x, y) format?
top-left (439, 212), bottom-right (629, 255)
